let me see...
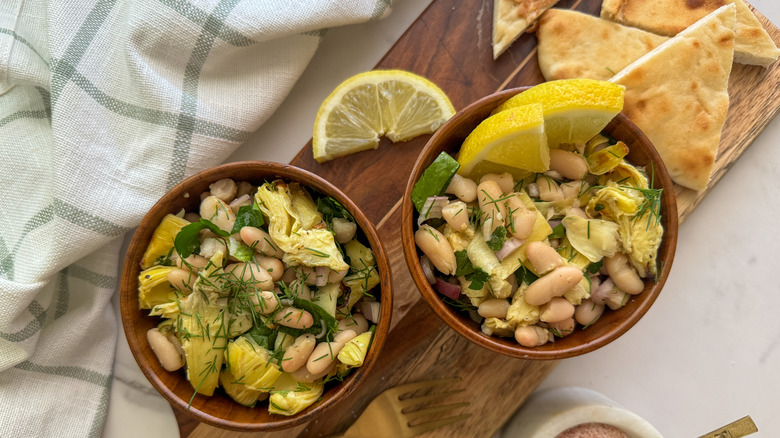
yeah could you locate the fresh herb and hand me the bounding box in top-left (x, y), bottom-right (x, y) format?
top-left (486, 226), bottom-right (507, 251)
top-left (515, 262), bottom-right (539, 285)
top-left (231, 203), bottom-right (264, 234)
top-left (441, 296), bottom-right (477, 313)
top-left (594, 203), bottom-right (605, 212)
top-left (605, 66), bottom-right (617, 75)
top-left (548, 223), bottom-right (565, 239)
top-left (174, 219), bottom-right (230, 258)
top-left (454, 250), bottom-right (475, 276)
top-left (465, 268), bottom-right (490, 290)
top-left (245, 324), bottom-right (276, 350)
top-left (317, 196), bottom-right (354, 223)
top-left (293, 297), bottom-right (339, 338)
top-left (586, 260), bottom-right (603, 275)
top-left (305, 247), bottom-right (330, 258)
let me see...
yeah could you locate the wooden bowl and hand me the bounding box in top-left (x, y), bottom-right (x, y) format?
top-left (401, 88), bottom-right (678, 360)
top-left (120, 161), bottom-right (392, 430)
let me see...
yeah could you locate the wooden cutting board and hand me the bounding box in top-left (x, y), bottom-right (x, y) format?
top-left (176, 0), bottom-right (780, 436)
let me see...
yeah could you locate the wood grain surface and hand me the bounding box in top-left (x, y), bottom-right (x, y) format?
top-left (178, 0), bottom-right (780, 436)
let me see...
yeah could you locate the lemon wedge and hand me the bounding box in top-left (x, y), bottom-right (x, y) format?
top-left (313, 70), bottom-right (456, 163)
top-left (457, 103), bottom-right (547, 179)
top-left (494, 79), bottom-right (624, 148)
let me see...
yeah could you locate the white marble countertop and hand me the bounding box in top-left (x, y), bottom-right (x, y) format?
top-left (105, 1), bottom-right (780, 437)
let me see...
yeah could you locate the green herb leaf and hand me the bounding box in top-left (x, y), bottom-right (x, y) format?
top-left (317, 196), bottom-right (354, 223)
top-left (441, 296), bottom-right (477, 313)
top-left (515, 263), bottom-right (539, 285)
top-left (465, 268), bottom-right (490, 290)
top-left (231, 203), bottom-right (264, 234)
top-left (293, 297), bottom-right (339, 338)
top-left (245, 324), bottom-right (276, 350)
top-left (454, 250), bottom-right (475, 276)
top-left (486, 226), bottom-right (507, 251)
top-left (174, 219), bottom-right (230, 258)
top-left (548, 223), bottom-right (565, 239)
top-left (586, 260), bottom-right (604, 275)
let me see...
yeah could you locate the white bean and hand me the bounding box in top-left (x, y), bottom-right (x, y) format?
top-left (574, 299), bottom-right (605, 327)
top-left (415, 225), bottom-right (456, 275)
top-left (239, 226), bottom-right (284, 258)
top-left (506, 195), bottom-right (536, 239)
top-left (147, 328), bottom-right (184, 371)
top-left (199, 237), bottom-right (227, 259)
top-left (249, 290), bottom-right (279, 314)
top-left (167, 268), bottom-right (195, 292)
top-left (539, 297), bottom-right (575, 323)
top-left (547, 317), bottom-right (576, 337)
top-left (224, 262), bottom-right (274, 289)
top-left (328, 268), bottom-right (348, 283)
top-left (332, 218), bottom-right (357, 244)
top-left (281, 334), bottom-right (316, 373)
top-left (337, 314), bottom-right (369, 335)
top-left (287, 279), bottom-right (312, 300)
top-left (291, 361), bottom-right (336, 383)
top-left (255, 256), bottom-right (284, 281)
top-left (525, 241), bottom-right (564, 275)
top-left (199, 195), bottom-right (236, 233)
top-left (173, 253), bottom-right (209, 271)
top-left (478, 299), bottom-right (510, 319)
top-left (524, 266), bottom-right (584, 306)
top-left (549, 150), bottom-right (588, 180)
top-left (441, 201), bottom-right (469, 232)
top-left (536, 177), bottom-right (564, 202)
top-left (209, 178), bottom-right (238, 203)
top-left (235, 181), bottom-right (255, 198)
top-left (514, 325), bottom-right (550, 348)
top-left (560, 180), bottom-right (587, 200)
top-left (477, 180), bottom-right (508, 223)
top-left (306, 330), bottom-right (356, 375)
top-left (479, 173), bottom-right (514, 194)
top-left (605, 253), bottom-right (644, 295)
top-left (273, 307), bottom-right (314, 329)
top-left (445, 174), bottom-right (478, 203)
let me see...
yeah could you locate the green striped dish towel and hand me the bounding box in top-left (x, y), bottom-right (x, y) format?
top-left (0, 0), bottom-right (391, 436)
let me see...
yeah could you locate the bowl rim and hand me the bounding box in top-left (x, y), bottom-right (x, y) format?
top-left (120, 160), bottom-right (393, 430)
top-left (401, 87), bottom-right (678, 360)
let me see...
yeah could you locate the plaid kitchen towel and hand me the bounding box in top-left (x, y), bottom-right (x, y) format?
top-left (0, 0), bottom-right (391, 436)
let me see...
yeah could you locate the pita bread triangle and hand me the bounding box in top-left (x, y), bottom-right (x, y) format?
top-left (609, 4), bottom-right (736, 191)
top-left (536, 9), bottom-right (670, 81)
top-left (601, 0), bottom-right (778, 67)
top-left (492, 0), bottom-right (560, 59)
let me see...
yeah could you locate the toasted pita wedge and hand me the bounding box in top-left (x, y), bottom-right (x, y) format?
top-left (536, 9), bottom-right (669, 81)
top-left (601, 0), bottom-right (779, 67)
top-left (610, 4), bottom-right (736, 191)
top-left (493, 0), bottom-right (560, 59)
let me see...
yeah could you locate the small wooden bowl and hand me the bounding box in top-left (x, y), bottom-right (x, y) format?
top-left (401, 88), bottom-right (678, 360)
top-left (120, 161), bottom-right (392, 430)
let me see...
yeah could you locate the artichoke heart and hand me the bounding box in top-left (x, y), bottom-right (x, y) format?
top-left (601, 162), bottom-right (649, 189)
top-left (178, 251), bottom-right (230, 396)
top-left (138, 265), bottom-right (186, 309)
top-left (338, 331), bottom-right (373, 367)
top-left (255, 180), bottom-right (348, 272)
top-left (561, 215), bottom-right (620, 263)
top-left (140, 213), bottom-right (190, 269)
top-left (225, 336), bottom-right (282, 391)
top-left (586, 141), bottom-right (629, 175)
top-left (585, 185), bottom-right (642, 221)
top-left (268, 374), bottom-right (324, 416)
top-left (481, 317), bottom-right (516, 337)
top-left (219, 368), bottom-right (266, 407)
top-left (506, 284), bottom-right (539, 328)
top-left (626, 212), bottom-right (663, 278)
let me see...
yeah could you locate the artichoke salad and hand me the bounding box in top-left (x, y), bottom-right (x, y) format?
top-left (412, 134), bottom-right (664, 348)
top-left (138, 178), bottom-right (380, 415)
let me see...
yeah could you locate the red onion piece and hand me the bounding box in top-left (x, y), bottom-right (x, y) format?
top-left (417, 196), bottom-right (450, 226)
top-left (434, 278), bottom-right (461, 300)
top-left (495, 237), bottom-right (524, 260)
top-left (420, 255), bottom-right (436, 284)
top-left (590, 278), bottom-right (613, 305)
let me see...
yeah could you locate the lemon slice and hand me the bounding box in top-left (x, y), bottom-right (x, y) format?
top-left (457, 103), bottom-right (548, 179)
top-left (313, 70), bottom-right (456, 163)
top-left (494, 79), bottom-right (624, 148)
